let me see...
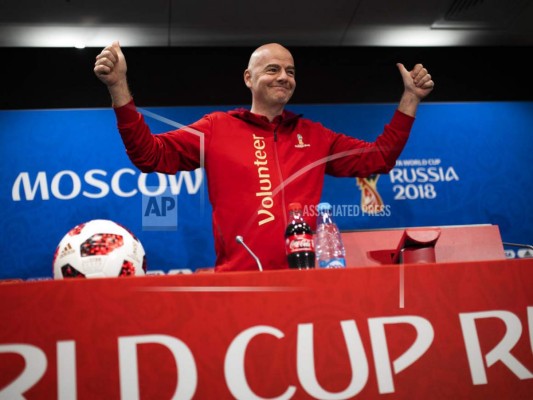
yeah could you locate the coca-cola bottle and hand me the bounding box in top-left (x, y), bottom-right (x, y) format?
top-left (285, 202), bottom-right (315, 269)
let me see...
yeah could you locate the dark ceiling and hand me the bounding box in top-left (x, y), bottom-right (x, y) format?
top-left (2, 0), bottom-right (532, 109)
top-left (1, 0), bottom-right (532, 48)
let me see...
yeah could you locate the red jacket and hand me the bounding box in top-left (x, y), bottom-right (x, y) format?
top-left (114, 101), bottom-right (414, 272)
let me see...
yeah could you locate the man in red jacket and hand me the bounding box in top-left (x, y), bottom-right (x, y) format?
top-left (94, 42), bottom-right (434, 272)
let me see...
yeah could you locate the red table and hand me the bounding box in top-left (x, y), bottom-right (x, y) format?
top-left (1, 258), bottom-right (532, 399)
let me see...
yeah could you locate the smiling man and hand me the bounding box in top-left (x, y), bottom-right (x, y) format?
top-left (244, 43), bottom-right (296, 120)
top-left (94, 42), bottom-right (434, 272)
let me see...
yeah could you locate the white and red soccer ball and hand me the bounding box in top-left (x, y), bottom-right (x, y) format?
top-left (53, 219), bottom-right (147, 279)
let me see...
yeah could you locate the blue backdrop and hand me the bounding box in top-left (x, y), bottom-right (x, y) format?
top-left (1, 102), bottom-right (532, 279)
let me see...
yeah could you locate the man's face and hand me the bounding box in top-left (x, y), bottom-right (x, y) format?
top-left (244, 45), bottom-right (296, 108)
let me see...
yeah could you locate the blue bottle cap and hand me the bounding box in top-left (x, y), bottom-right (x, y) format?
top-left (317, 202), bottom-right (332, 213)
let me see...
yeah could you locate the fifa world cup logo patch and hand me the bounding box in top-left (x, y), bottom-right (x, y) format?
top-left (294, 133), bottom-right (310, 148)
top-left (356, 174), bottom-right (384, 214)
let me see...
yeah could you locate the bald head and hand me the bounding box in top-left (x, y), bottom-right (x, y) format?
top-left (244, 43), bottom-right (296, 119)
top-left (248, 43), bottom-right (294, 69)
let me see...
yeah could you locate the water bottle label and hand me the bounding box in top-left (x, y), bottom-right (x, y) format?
top-left (318, 258), bottom-right (346, 268)
top-left (286, 233), bottom-right (314, 254)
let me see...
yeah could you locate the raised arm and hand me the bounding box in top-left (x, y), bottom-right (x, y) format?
top-left (396, 63), bottom-right (434, 117)
top-left (94, 41), bottom-right (132, 108)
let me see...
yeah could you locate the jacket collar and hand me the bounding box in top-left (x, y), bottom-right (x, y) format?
top-left (228, 108), bottom-right (302, 128)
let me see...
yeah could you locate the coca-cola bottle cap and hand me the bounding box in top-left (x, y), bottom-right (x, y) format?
top-left (288, 202), bottom-right (302, 211)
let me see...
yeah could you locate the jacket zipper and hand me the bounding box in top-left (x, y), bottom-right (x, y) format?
top-left (272, 123), bottom-right (288, 227)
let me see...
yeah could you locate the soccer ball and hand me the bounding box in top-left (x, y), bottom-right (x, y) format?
top-left (53, 219), bottom-right (147, 279)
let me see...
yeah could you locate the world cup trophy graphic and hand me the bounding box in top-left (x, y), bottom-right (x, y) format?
top-left (356, 174), bottom-right (384, 214)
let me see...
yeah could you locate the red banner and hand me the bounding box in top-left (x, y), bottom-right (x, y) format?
top-left (1, 259), bottom-right (532, 399)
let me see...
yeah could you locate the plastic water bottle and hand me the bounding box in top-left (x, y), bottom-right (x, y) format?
top-left (285, 202), bottom-right (315, 269)
top-left (315, 202), bottom-right (346, 268)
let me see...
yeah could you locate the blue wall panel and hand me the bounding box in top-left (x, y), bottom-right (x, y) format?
top-left (1, 102), bottom-right (531, 279)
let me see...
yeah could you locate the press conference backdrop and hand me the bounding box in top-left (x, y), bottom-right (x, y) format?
top-left (1, 102), bottom-right (531, 279)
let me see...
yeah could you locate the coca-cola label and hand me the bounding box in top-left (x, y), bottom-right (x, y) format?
top-left (286, 233), bottom-right (315, 254)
